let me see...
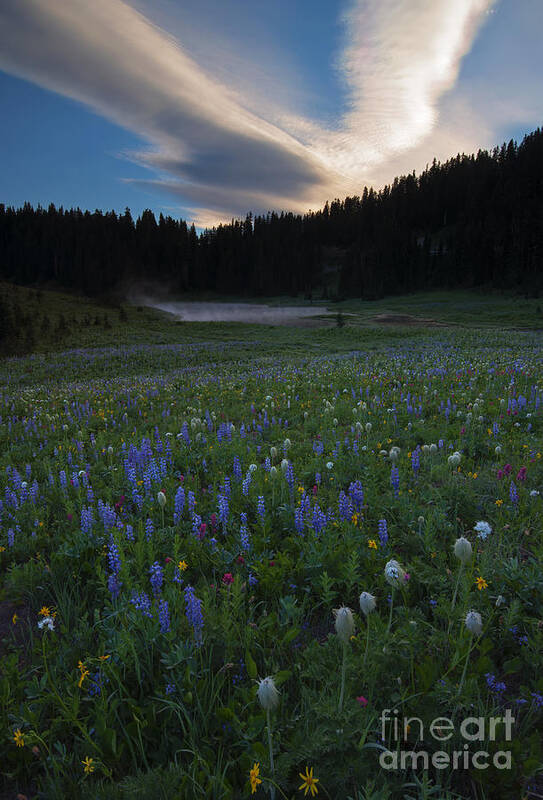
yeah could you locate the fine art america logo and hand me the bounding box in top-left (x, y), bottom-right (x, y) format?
top-left (379, 709), bottom-right (514, 770)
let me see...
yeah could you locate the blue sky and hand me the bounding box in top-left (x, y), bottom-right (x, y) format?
top-left (0, 0), bottom-right (541, 226)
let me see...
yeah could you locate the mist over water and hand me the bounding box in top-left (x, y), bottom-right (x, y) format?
top-left (136, 299), bottom-right (331, 325)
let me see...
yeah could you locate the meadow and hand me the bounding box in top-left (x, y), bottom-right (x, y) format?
top-left (1, 289), bottom-right (542, 799)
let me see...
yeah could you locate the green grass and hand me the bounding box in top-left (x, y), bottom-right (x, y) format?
top-left (1, 283), bottom-right (543, 799)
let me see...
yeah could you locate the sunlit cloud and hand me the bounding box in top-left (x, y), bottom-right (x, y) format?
top-left (0, 0), bottom-right (498, 223)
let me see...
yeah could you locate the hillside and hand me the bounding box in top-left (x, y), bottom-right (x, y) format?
top-left (0, 128), bottom-right (541, 301)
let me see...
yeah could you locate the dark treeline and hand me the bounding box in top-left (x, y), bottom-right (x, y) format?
top-left (1, 128), bottom-right (542, 299)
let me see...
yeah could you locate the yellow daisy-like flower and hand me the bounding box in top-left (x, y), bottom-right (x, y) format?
top-left (13, 728), bottom-right (24, 747)
top-left (98, 654), bottom-right (110, 662)
top-left (12, 613), bottom-right (18, 625)
top-left (495, 499), bottom-right (503, 506)
top-left (368, 539), bottom-right (378, 550)
top-left (82, 756), bottom-right (94, 774)
top-left (475, 576), bottom-right (488, 591)
top-left (249, 762), bottom-right (262, 794)
top-left (298, 766), bottom-right (319, 796)
top-left (351, 513), bottom-right (358, 525)
top-left (178, 560), bottom-right (188, 572)
top-left (39, 606), bottom-right (51, 617)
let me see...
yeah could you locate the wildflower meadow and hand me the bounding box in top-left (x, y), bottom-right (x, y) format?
top-left (1, 322), bottom-right (542, 799)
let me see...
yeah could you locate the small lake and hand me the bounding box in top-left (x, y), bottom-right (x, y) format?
top-left (144, 301), bottom-right (331, 325)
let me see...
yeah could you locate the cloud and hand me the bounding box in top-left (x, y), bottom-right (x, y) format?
top-left (0, 0), bottom-right (496, 222)
top-left (283, 0), bottom-right (495, 177)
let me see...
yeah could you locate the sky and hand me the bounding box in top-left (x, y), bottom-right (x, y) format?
top-left (0, 0), bottom-right (542, 228)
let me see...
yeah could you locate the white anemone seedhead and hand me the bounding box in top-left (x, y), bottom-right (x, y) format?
top-left (334, 606), bottom-right (355, 644)
top-left (454, 537), bottom-right (472, 564)
top-left (384, 559), bottom-right (405, 588)
top-left (257, 676), bottom-right (279, 710)
top-left (359, 592), bottom-right (376, 616)
top-left (465, 610), bottom-right (483, 636)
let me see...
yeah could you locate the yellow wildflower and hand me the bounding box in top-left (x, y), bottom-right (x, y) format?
top-left (475, 576), bottom-right (488, 591)
top-left (82, 756), bottom-right (94, 774)
top-left (178, 560), bottom-right (188, 572)
top-left (368, 539), bottom-right (378, 550)
top-left (298, 766), bottom-right (319, 797)
top-left (39, 606), bottom-right (51, 617)
top-left (12, 613), bottom-right (18, 625)
top-left (249, 762), bottom-right (262, 794)
top-left (495, 499), bottom-right (503, 507)
top-left (13, 729), bottom-right (24, 747)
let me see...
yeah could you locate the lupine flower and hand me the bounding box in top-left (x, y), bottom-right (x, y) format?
top-left (131, 591), bottom-right (153, 618)
top-left (158, 599), bottom-right (170, 633)
top-left (149, 562), bottom-right (163, 596)
top-left (390, 466), bottom-right (399, 496)
top-left (378, 518), bottom-right (388, 545)
top-left (184, 584), bottom-right (204, 644)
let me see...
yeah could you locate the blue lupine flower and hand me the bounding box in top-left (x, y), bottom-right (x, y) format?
top-left (174, 486), bottom-right (185, 524)
top-left (257, 495), bottom-right (265, 520)
top-left (339, 490), bottom-right (353, 520)
top-left (218, 494), bottom-right (229, 530)
top-left (107, 537), bottom-right (122, 576)
top-left (286, 462), bottom-right (294, 491)
top-left (145, 517), bottom-right (154, 541)
top-left (108, 573), bottom-right (122, 599)
top-left (486, 673), bottom-right (506, 693)
top-left (158, 599), bottom-right (170, 633)
top-left (188, 490), bottom-right (195, 515)
top-left (149, 561), bottom-right (163, 596)
top-left (131, 591), bottom-right (153, 618)
top-left (390, 466), bottom-right (400, 497)
top-left (239, 511), bottom-right (250, 550)
top-left (184, 584), bottom-right (204, 644)
top-left (349, 480), bottom-right (364, 511)
top-left (378, 518), bottom-right (388, 545)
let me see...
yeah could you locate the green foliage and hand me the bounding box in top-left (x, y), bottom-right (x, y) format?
top-left (0, 311), bottom-right (542, 799)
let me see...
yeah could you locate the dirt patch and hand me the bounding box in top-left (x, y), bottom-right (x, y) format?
top-left (372, 313), bottom-right (449, 327)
